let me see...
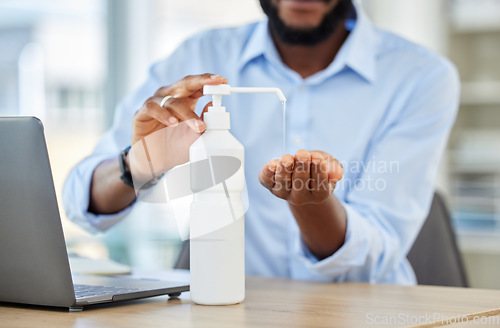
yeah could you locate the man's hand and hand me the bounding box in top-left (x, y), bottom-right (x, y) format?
top-left (88, 73), bottom-right (227, 215)
top-left (132, 73), bottom-right (226, 144)
top-left (258, 149), bottom-right (344, 206)
top-left (259, 149), bottom-right (346, 259)
top-left (128, 74), bottom-right (227, 183)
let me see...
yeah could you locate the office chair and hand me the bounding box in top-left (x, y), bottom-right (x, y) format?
top-left (407, 192), bottom-right (468, 287)
top-left (175, 193), bottom-right (469, 287)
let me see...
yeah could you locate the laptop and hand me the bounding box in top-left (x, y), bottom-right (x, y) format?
top-left (0, 117), bottom-right (189, 311)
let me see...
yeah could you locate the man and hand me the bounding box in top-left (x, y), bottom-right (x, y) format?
top-left (63, 0), bottom-right (459, 284)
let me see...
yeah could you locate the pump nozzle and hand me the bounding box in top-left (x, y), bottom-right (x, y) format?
top-left (202, 84), bottom-right (286, 131)
top-left (229, 87), bottom-right (286, 102)
top-left (203, 85), bottom-right (286, 104)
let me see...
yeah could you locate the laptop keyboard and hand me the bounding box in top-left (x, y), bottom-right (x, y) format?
top-left (74, 284), bottom-right (141, 299)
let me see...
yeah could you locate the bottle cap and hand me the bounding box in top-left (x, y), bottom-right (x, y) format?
top-left (204, 106), bottom-right (230, 130)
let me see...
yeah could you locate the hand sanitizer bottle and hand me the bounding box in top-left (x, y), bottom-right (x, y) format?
top-left (189, 84), bottom-right (286, 305)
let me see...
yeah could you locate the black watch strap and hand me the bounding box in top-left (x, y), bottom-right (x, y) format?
top-left (119, 146), bottom-right (134, 188)
top-left (119, 146), bottom-right (162, 190)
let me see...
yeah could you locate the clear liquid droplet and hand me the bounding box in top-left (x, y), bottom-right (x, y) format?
top-left (282, 100), bottom-right (286, 154)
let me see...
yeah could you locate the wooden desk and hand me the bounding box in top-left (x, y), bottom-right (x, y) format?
top-left (1, 276), bottom-right (500, 328)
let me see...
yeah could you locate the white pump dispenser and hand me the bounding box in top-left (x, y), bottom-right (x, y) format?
top-left (189, 84), bottom-right (286, 305)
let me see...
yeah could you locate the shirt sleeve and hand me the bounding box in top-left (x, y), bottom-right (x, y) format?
top-left (62, 60), bottom-right (175, 233)
top-left (295, 59), bottom-right (460, 282)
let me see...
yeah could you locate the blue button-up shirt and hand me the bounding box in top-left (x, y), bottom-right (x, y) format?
top-left (63, 3), bottom-right (459, 284)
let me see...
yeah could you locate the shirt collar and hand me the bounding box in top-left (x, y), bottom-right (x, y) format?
top-left (237, 1), bottom-right (377, 84)
top-left (237, 21), bottom-right (270, 71)
top-left (340, 1), bottom-right (377, 83)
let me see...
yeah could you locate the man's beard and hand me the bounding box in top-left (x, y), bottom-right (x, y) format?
top-left (259, 0), bottom-right (352, 46)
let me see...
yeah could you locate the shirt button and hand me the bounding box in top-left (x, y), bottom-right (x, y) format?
top-left (293, 135), bottom-right (303, 146)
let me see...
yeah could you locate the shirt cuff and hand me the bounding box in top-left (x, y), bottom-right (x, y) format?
top-left (295, 200), bottom-right (382, 278)
top-left (62, 153), bottom-right (135, 234)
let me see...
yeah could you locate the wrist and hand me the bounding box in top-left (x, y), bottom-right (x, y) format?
top-left (287, 194), bottom-right (332, 208)
top-left (125, 145), bottom-right (163, 191)
top-left (289, 194), bottom-right (347, 260)
top-left (124, 151), bottom-right (131, 172)
top-left (119, 146), bottom-right (134, 188)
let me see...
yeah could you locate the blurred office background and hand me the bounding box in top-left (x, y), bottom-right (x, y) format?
top-left (1, 0), bottom-right (499, 288)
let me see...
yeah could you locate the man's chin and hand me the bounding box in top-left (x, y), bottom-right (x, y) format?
top-left (282, 22), bottom-right (319, 32)
top-left (261, 0), bottom-right (352, 46)
top-left (277, 4), bottom-right (328, 28)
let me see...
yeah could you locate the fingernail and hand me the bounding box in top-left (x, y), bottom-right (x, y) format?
top-left (195, 120), bottom-right (206, 130)
top-left (168, 117), bottom-right (178, 124)
top-left (268, 166), bottom-right (276, 173)
top-left (210, 74), bottom-right (221, 80)
top-left (312, 159), bottom-right (321, 165)
top-left (186, 120), bottom-right (198, 132)
top-left (282, 161), bottom-right (293, 169)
